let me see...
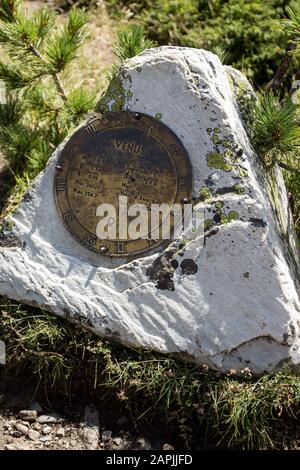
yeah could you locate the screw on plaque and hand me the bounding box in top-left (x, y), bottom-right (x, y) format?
top-left (181, 197), bottom-right (190, 203)
top-left (100, 246), bottom-right (108, 254)
top-left (56, 165), bottom-right (63, 171)
top-left (134, 113), bottom-right (141, 120)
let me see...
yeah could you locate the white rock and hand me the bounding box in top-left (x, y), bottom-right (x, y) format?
top-left (0, 47), bottom-right (299, 374)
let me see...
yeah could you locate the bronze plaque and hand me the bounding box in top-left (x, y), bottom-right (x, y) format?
top-left (54, 111), bottom-right (192, 257)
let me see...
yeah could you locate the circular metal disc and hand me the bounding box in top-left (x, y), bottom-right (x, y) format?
top-left (54, 111), bottom-right (192, 258)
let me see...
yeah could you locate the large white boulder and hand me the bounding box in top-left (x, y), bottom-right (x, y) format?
top-left (0, 47), bottom-right (299, 373)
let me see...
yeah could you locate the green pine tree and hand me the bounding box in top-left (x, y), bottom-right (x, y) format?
top-left (0, 0), bottom-right (97, 215)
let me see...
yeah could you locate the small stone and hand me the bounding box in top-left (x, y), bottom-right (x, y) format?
top-left (112, 437), bottom-right (122, 446)
top-left (37, 413), bottom-right (63, 424)
top-left (56, 426), bottom-right (65, 437)
top-left (82, 427), bottom-right (99, 450)
top-left (8, 420), bottom-right (17, 427)
top-left (20, 421), bottom-right (30, 428)
top-left (42, 425), bottom-right (52, 434)
top-left (33, 423), bottom-right (42, 431)
top-left (28, 429), bottom-right (40, 441)
top-left (43, 441), bottom-right (52, 447)
top-left (5, 443), bottom-right (30, 450)
top-left (19, 410), bottom-right (37, 422)
top-left (102, 430), bottom-right (112, 442)
top-left (12, 430), bottom-right (23, 438)
top-left (136, 437), bottom-right (151, 450)
top-left (81, 406), bottom-right (100, 450)
top-left (39, 435), bottom-right (52, 443)
top-left (14, 422), bottom-right (29, 435)
top-left (163, 443), bottom-right (174, 450)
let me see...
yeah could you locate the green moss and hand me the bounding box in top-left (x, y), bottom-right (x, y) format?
top-left (206, 151), bottom-right (233, 172)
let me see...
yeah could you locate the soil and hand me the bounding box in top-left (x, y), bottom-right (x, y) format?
top-left (0, 371), bottom-right (174, 451)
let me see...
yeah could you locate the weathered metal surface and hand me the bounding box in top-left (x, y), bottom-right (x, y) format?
top-left (54, 111), bottom-right (192, 257)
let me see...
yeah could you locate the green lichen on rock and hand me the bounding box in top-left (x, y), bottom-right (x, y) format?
top-left (219, 210), bottom-right (239, 224)
top-left (233, 183), bottom-right (245, 195)
top-left (228, 211), bottom-right (239, 221)
top-left (239, 168), bottom-right (248, 178)
top-left (205, 124), bottom-right (248, 177)
top-left (212, 134), bottom-right (219, 145)
top-left (96, 75), bottom-right (127, 114)
top-left (155, 112), bottom-right (162, 120)
top-left (206, 151), bottom-right (233, 172)
top-left (0, 218), bottom-right (15, 234)
top-left (215, 200), bottom-right (223, 209)
top-left (225, 66), bottom-right (256, 125)
top-left (199, 186), bottom-right (212, 201)
top-left (204, 219), bottom-right (213, 231)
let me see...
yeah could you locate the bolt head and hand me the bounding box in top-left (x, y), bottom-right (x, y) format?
top-left (181, 197), bottom-right (190, 204)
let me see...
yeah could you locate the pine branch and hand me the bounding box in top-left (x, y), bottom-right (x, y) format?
top-left (53, 74), bottom-right (67, 102)
top-left (44, 7), bottom-right (89, 74)
top-left (25, 41), bottom-right (68, 102)
top-left (0, 62), bottom-right (37, 90)
top-left (265, 42), bottom-right (296, 93)
top-left (0, 0), bottom-right (21, 23)
top-left (0, 94), bottom-right (22, 126)
top-left (278, 161), bottom-right (300, 175)
top-left (113, 24), bottom-right (156, 61)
